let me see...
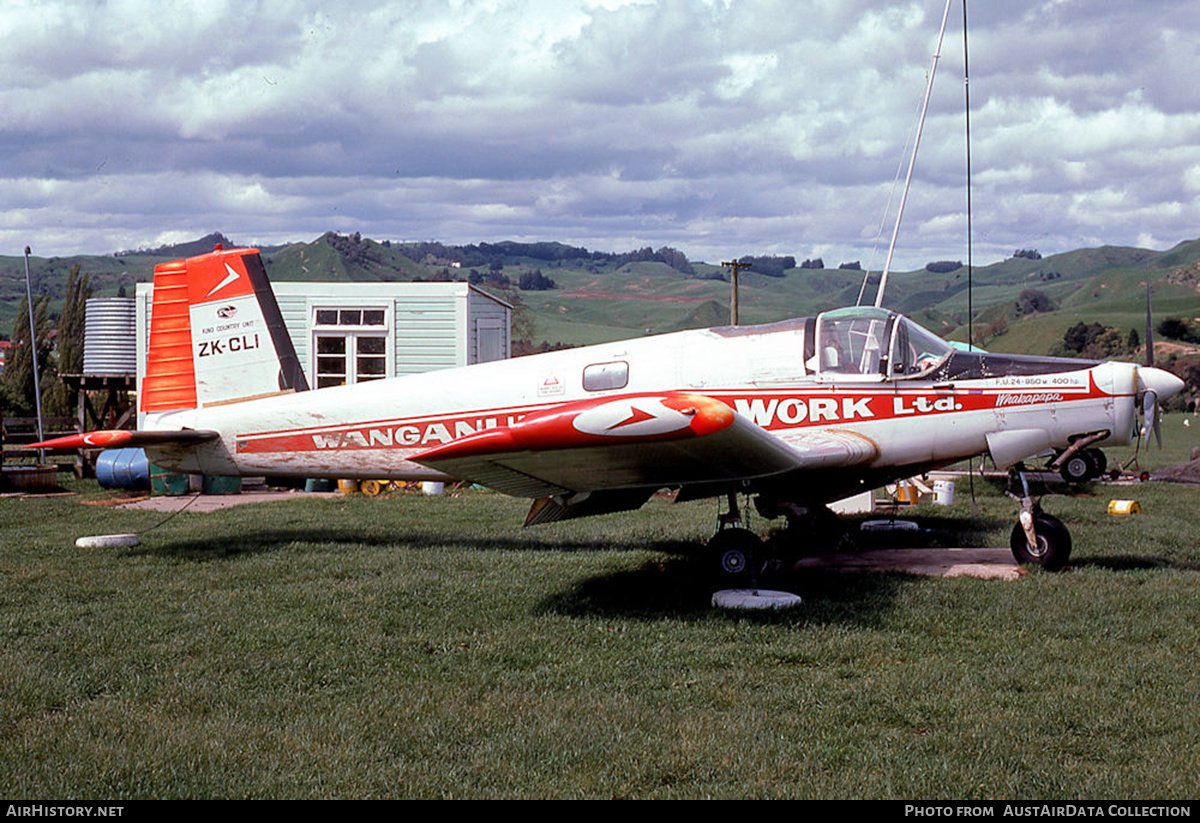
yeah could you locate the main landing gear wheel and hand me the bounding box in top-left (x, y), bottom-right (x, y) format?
top-left (1058, 452), bottom-right (1094, 484)
top-left (1058, 448), bottom-right (1107, 483)
top-left (1010, 511), bottom-right (1072, 571)
top-left (707, 527), bottom-right (762, 586)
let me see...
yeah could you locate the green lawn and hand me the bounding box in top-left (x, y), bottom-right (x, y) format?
top-left (2, 444), bottom-right (1198, 797)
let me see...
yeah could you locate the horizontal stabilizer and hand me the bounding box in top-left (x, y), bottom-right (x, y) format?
top-left (29, 429), bottom-right (219, 451)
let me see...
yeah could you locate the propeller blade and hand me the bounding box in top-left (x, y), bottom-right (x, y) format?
top-left (1143, 388), bottom-right (1158, 447)
top-left (1135, 365), bottom-right (1182, 448)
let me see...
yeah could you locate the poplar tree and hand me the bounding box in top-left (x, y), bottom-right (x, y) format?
top-left (0, 295), bottom-right (52, 417)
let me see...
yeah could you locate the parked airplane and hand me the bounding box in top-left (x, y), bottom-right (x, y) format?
top-left (35, 245), bottom-right (1184, 579)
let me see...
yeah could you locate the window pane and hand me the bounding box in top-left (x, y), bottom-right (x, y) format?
top-left (583, 361), bottom-right (629, 392)
top-left (357, 357), bottom-right (386, 376)
top-left (357, 336), bottom-right (386, 355)
top-left (316, 309), bottom-right (337, 325)
top-left (317, 337), bottom-right (346, 355)
top-left (317, 356), bottom-right (346, 375)
top-left (362, 310), bottom-right (385, 326)
top-left (339, 309), bottom-right (362, 326)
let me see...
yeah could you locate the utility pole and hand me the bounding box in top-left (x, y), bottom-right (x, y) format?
top-left (721, 259), bottom-right (751, 325)
top-left (22, 246), bottom-right (45, 464)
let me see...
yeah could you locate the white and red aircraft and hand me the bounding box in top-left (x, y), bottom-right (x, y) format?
top-left (36, 244), bottom-right (1184, 579)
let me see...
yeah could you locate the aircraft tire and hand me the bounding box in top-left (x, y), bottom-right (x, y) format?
top-left (1059, 452), bottom-right (1095, 484)
top-left (707, 528), bottom-right (762, 585)
top-left (1087, 449), bottom-right (1108, 476)
top-left (1009, 512), bottom-right (1072, 571)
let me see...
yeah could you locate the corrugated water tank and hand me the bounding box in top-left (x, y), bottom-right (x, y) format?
top-left (83, 297), bottom-right (136, 376)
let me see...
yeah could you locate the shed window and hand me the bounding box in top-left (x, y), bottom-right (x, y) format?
top-left (312, 304), bottom-right (391, 388)
top-left (582, 361), bottom-right (629, 392)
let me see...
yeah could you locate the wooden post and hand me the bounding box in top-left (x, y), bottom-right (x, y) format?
top-left (720, 260), bottom-right (751, 325)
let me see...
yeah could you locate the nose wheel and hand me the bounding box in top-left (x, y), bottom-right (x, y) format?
top-left (1008, 466), bottom-right (1073, 571)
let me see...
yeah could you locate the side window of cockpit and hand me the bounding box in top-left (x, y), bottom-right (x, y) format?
top-left (888, 317), bottom-right (954, 378)
top-left (889, 320), bottom-right (911, 375)
top-left (583, 361), bottom-right (629, 392)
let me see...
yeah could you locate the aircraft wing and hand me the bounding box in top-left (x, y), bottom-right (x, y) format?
top-left (412, 391), bottom-right (878, 500)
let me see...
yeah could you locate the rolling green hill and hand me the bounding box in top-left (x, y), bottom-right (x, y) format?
top-left (4, 233), bottom-right (1199, 371)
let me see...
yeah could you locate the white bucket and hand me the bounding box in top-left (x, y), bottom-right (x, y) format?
top-left (933, 479), bottom-right (955, 506)
top-left (421, 481), bottom-right (445, 496)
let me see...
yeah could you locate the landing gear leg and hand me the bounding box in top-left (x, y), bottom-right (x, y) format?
top-left (706, 491), bottom-right (763, 586)
top-left (777, 503), bottom-right (855, 555)
top-left (1007, 465), bottom-right (1072, 571)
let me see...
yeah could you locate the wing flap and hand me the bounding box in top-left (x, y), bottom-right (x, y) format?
top-left (413, 391), bottom-right (878, 498)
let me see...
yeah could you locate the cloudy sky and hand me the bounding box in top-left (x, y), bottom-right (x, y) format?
top-left (3, 0), bottom-right (1198, 269)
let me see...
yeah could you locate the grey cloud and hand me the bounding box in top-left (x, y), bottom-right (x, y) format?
top-left (1, 0), bottom-right (1198, 270)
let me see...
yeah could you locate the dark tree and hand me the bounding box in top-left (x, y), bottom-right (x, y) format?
top-left (1015, 288), bottom-right (1055, 315)
top-left (1062, 321), bottom-right (1109, 354)
top-left (518, 269), bottom-right (557, 291)
top-left (1157, 317), bottom-right (1193, 341)
top-left (0, 295), bottom-right (53, 417)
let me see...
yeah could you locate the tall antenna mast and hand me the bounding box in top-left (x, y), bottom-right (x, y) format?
top-left (874, 0), bottom-right (955, 308)
top-left (962, 0), bottom-right (975, 350)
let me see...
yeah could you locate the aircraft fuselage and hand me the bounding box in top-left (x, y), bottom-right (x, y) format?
top-left (145, 315), bottom-right (1139, 506)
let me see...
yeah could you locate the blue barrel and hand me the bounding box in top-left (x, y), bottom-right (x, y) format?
top-left (95, 448), bottom-right (151, 490)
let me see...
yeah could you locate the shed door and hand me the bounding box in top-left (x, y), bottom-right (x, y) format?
top-left (477, 319), bottom-right (504, 364)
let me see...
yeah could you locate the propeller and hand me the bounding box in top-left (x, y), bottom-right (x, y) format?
top-left (1140, 279), bottom-right (1160, 446)
top-left (1136, 366), bottom-right (1183, 448)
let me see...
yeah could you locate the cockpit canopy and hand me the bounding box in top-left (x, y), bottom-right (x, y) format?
top-left (813, 307), bottom-right (956, 380)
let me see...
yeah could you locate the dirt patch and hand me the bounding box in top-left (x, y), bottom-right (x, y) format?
top-left (81, 494), bottom-right (150, 507)
top-left (1149, 458), bottom-right (1200, 485)
top-left (794, 548), bottom-right (1022, 580)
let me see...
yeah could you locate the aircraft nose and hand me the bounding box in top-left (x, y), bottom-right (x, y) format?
top-left (1138, 366), bottom-right (1185, 399)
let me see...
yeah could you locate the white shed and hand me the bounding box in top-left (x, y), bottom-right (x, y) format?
top-left (136, 280), bottom-right (512, 406)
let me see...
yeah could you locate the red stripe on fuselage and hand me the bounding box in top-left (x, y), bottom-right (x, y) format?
top-left (233, 373), bottom-right (1118, 454)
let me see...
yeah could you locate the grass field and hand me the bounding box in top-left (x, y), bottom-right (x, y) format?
top-left (2, 425), bottom-right (1199, 799)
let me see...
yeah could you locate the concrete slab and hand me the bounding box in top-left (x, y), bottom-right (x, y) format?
top-left (793, 548), bottom-right (1023, 580)
top-left (117, 490), bottom-right (340, 513)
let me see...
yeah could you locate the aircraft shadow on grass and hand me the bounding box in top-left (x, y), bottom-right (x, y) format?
top-left (121, 526), bottom-right (699, 560)
top-left (535, 558), bottom-right (910, 625)
top-left (1071, 555), bottom-right (1200, 573)
top-left (120, 517), bottom-right (1011, 623)
top-left (127, 526), bottom-right (912, 622)
top-left (119, 509), bottom-right (1198, 621)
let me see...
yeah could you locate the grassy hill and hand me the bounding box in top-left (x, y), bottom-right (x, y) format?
top-left (4, 233), bottom-right (1199, 368)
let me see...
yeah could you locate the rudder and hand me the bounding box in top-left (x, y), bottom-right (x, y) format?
top-left (140, 244), bottom-right (308, 413)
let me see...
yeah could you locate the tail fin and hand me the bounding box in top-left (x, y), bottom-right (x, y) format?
top-left (140, 244), bottom-right (308, 413)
